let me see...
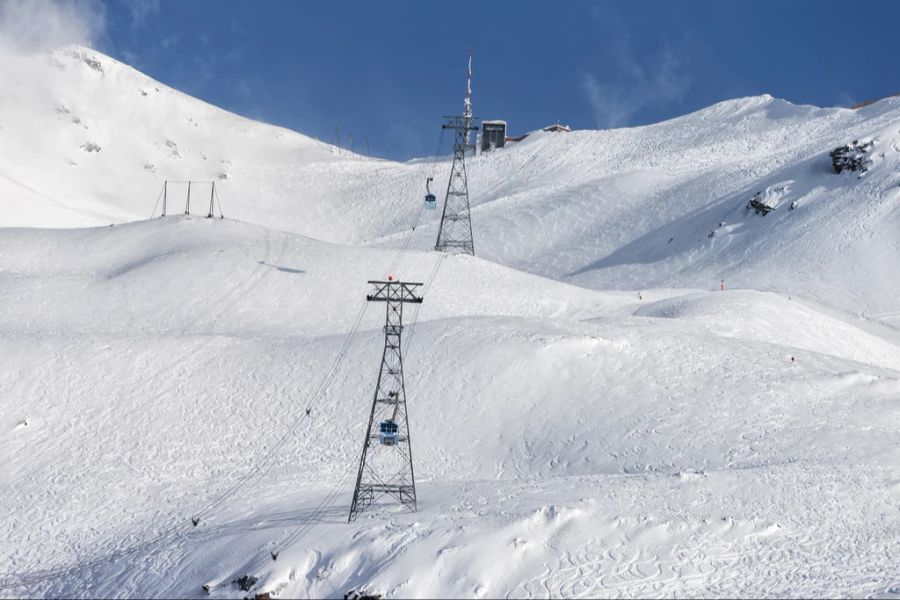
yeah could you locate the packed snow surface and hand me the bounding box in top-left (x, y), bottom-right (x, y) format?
top-left (1, 47), bottom-right (899, 598)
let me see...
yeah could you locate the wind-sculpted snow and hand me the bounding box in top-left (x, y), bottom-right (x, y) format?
top-left (2, 45), bottom-right (900, 598)
top-left (1, 218), bottom-right (899, 598)
top-left (635, 290), bottom-right (900, 370)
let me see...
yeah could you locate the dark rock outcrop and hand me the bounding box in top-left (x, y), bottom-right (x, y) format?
top-left (747, 193), bottom-right (775, 216)
top-left (830, 140), bottom-right (874, 174)
top-left (233, 575), bottom-right (258, 592)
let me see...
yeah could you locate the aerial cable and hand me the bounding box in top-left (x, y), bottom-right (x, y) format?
top-left (402, 252), bottom-right (446, 355)
top-left (245, 136), bottom-right (454, 559)
top-left (192, 214), bottom-right (408, 525)
top-left (384, 127), bottom-right (448, 278)
top-left (148, 184), bottom-right (164, 219)
top-left (25, 130), bottom-right (452, 586)
top-left (249, 467), bottom-right (356, 571)
top-left (429, 127), bottom-right (446, 180)
top-left (169, 118), bottom-right (451, 579)
top-left (0, 299), bottom-right (373, 591)
top-left (214, 186), bottom-right (225, 219)
top-left (385, 201), bottom-right (426, 277)
top-left (249, 134), bottom-right (453, 561)
top-left (191, 298), bottom-right (371, 523)
top-left (2, 172), bottom-right (444, 591)
top-left (192, 299), bottom-right (377, 574)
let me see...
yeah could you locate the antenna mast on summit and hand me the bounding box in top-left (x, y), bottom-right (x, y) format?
top-left (464, 47), bottom-right (473, 122)
top-left (435, 48), bottom-right (478, 256)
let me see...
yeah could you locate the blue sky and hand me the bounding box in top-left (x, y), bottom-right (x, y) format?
top-left (29, 1), bottom-right (900, 160)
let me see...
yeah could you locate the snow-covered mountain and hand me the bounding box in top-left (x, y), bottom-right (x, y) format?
top-left (3, 46), bottom-right (899, 318)
top-left (1, 46), bottom-right (899, 599)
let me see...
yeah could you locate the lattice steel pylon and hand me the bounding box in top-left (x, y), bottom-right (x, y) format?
top-left (348, 280), bottom-right (424, 522)
top-left (435, 48), bottom-right (479, 255)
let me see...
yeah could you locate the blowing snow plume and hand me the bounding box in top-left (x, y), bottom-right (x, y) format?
top-left (0, 0), bottom-right (105, 54)
top-left (0, 0), bottom-right (106, 109)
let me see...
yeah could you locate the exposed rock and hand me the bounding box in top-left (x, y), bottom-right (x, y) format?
top-left (343, 590), bottom-right (382, 600)
top-left (233, 575), bottom-right (258, 592)
top-left (80, 142), bottom-right (101, 153)
top-left (83, 56), bottom-right (104, 73)
top-left (708, 221), bottom-right (727, 238)
top-left (830, 139), bottom-right (874, 174)
top-left (747, 193), bottom-right (775, 216)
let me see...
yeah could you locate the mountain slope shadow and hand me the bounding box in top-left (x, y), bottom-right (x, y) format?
top-left (565, 153), bottom-right (836, 278)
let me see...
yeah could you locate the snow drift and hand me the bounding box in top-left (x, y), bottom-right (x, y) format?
top-left (1, 45), bottom-right (900, 599)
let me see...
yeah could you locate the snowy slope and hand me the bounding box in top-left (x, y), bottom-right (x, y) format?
top-left (0, 46), bottom-right (361, 230)
top-left (2, 44), bottom-right (900, 599)
top-left (2, 218), bottom-right (899, 598)
top-left (3, 46), bottom-right (900, 319)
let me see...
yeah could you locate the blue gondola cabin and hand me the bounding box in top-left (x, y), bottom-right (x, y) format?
top-left (424, 177), bottom-right (436, 210)
top-left (379, 420), bottom-right (399, 446)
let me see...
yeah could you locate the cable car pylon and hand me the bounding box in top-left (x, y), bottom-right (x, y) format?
top-left (348, 278), bottom-right (424, 522)
top-left (435, 47), bottom-right (478, 256)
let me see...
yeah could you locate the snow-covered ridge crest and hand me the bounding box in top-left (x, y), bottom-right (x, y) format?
top-left (4, 44), bottom-right (900, 319)
top-left (0, 43), bottom-right (355, 227)
top-left (3, 44), bottom-right (900, 318)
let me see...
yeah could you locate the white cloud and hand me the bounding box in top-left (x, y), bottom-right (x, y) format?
top-left (123, 0), bottom-right (159, 32)
top-left (0, 0), bottom-right (106, 53)
top-left (580, 47), bottom-right (690, 129)
top-left (579, 7), bottom-right (691, 129)
top-left (836, 90), bottom-right (858, 108)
